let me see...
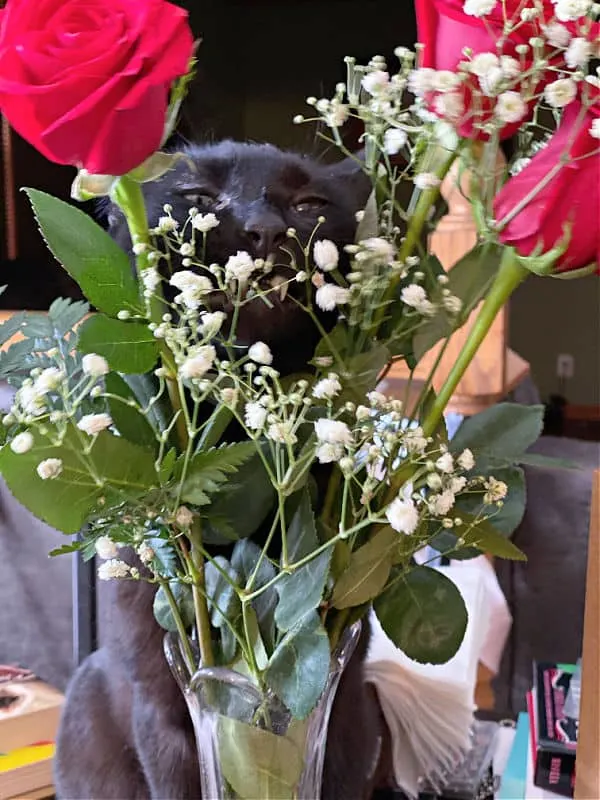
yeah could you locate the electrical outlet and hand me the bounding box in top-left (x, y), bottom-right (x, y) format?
top-left (557, 353), bottom-right (575, 379)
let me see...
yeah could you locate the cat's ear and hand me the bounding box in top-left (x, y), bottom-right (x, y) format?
top-left (327, 151), bottom-right (372, 210)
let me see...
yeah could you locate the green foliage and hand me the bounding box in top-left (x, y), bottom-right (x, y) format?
top-left (331, 526), bottom-right (397, 609)
top-left (0, 427), bottom-right (157, 533)
top-left (451, 513), bottom-right (526, 560)
top-left (205, 556), bottom-right (241, 629)
top-left (374, 566), bottom-right (468, 664)
top-left (232, 540), bottom-right (278, 654)
top-left (0, 299), bottom-right (89, 381)
top-left (178, 442), bottom-right (256, 506)
top-left (154, 581), bottom-right (195, 632)
top-left (78, 315), bottom-right (159, 374)
top-left (265, 611), bottom-right (330, 719)
top-left (24, 189), bottom-right (143, 317)
top-left (104, 372), bottom-right (158, 448)
top-left (218, 717), bottom-right (304, 800)
top-left (274, 490), bottom-right (330, 632)
top-left (203, 448), bottom-right (276, 542)
top-left (449, 402), bottom-right (544, 466)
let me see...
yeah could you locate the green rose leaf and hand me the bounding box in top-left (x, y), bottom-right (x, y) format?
top-left (232, 540), bottom-right (278, 654)
top-left (455, 466), bottom-right (527, 537)
top-left (374, 566), bottom-right (468, 664)
top-left (178, 442), bottom-right (257, 506)
top-left (449, 402), bottom-right (544, 464)
top-left (78, 315), bottom-right (159, 374)
top-left (342, 344), bottom-right (390, 402)
top-left (265, 611), bottom-right (330, 719)
top-left (274, 490), bottom-right (330, 632)
top-left (104, 372), bottom-right (158, 448)
top-left (0, 428), bottom-right (157, 533)
top-left (24, 188), bottom-right (142, 317)
top-left (218, 716), bottom-right (303, 800)
top-left (452, 513), bottom-right (527, 561)
top-left (153, 581), bottom-right (195, 632)
top-left (205, 556), bottom-right (241, 628)
top-left (331, 526), bottom-right (397, 609)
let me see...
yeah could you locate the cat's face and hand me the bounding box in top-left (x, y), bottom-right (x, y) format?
top-left (110, 141), bottom-right (371, 374)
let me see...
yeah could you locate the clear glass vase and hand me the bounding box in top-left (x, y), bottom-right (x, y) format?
top-left (164, 622), bottom-right (362, 800)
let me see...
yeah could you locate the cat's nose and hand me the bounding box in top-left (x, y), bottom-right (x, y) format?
top-left (244, 222), bottom-right (287, 259)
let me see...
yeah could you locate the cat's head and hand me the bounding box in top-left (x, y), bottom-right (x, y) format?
top-left (109, 141), bottom-right (372, 373)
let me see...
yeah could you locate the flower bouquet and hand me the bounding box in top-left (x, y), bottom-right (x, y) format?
top-left (0, 0), bottom-right (598, 797)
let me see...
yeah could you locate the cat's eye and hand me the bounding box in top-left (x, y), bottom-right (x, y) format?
top-left (178, 189), bottom-right (217, 209)
top-left (292, 196), bottom-right (328, 214)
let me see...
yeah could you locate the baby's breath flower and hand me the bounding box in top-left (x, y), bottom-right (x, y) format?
top-left (157, 215), bottom-right (179, 233)
top-left (429, 489), bottom-right (456, 516)
top-left (442, 294), bottom-right (463, 314)
top-left (175, 506), bottom-right (194, 528)
top-left (295, 270), bottom-right (308, 283)
top-left (401, 284), bottom-right (436, 316)
top-left (179, 346), bottom-right (216, 380)
top-left (408, 67), bottom-right (436, 96)
top-left (192, 213), bottom-right (219, 233)
top-left (35, 367), bottom-right (64, 394)
top-left (404, 426), bottom-right (428, 454)
top-left (500, 56), bottom-right (520, 79)
top-left (463, 0), bottom-right (496, 17)
top-left (386, 495), bottom-right (419, 535)
top-left (383, 127), bottom-right (408, 154)
top-left (220, 388), bottom-right (238, 405)
top-left (98, 559), bottom-right (131, 580)
top-left (315, 418), bottom-right (352, 446)
top-left (449, 476), bottom-right (467, 494)
top-left (10, 431), bottom-right (34, 454)
top-left (315, 284), bottom-right (351, 311)
top-left (356, 237), bottom-right (396, 265)
top-left (565, 37), bottom-right (592, 68)
top-left (467, 53), bottom-right (500, 77)
top-left (314, 356), bottom-right (334, 368)
top-left (432, 70), bottom-right (461, 92)
top-left (248, 342), bottom-right (273, 365)
top-left (544, 77), bottom-right (577, 107)
top-left (267, 421), bottom-right (298, 445)
top-left (484, 477), bottom-right (508, 504)
top-left (457, 448), bottom-right (475, 471)
top-left (434, 91), bottom-right (465, 120)
top-left (362, 70), bottom-right (390, 94)
top-left (141, 268), bottom-right (162, 292)
top-left (77, 413), bottom-right (112, 436)
top-left (553, 0), bottom-right (592, 22)
top-left (245, 402), bottom-right (268, 430)
top-left (591, 118), bottom-right (600, 139)
top-left (313, 240), bottom-right (340, 272)
top-left (225, 250), bottom-right (256, 283)
top-left (36, 458), bottom-right (63, 480)
top-left (543, 22), bottom-right (572, 48)
top-left (496, 91), bottom-right (528, 123)
top-left (82, 353), bottom-right (109, 378)
top-left (316, 442), bottom-right (345, 463)
top-left (16, 385), bottom-right (46, 417)
top-left (355, 404), bottom-right (371, 420)
top-left (427, 473), bottom-right (443, 491)
top-left (200, 311), bottom-right (226, 337)
top-left (312, 374), bottom-right (342, 400)
top-left (137, 542), bottom-right (155, 565)
top-left (95, 536), bottom-right (119, 560)
top-left (436, 452), bottom-right (454, 474)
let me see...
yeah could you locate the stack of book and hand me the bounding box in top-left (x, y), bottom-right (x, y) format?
top-left (498, 661), bottom-right (579, 799)
top-left (0, 667), bottom-right (64, 800)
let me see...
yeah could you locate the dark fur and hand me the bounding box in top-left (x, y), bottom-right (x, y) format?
top-left (55, 142), bottom-right (387, 799)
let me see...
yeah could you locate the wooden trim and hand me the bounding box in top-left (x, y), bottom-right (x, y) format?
top-left (575, 469), bottom-right (600, 799)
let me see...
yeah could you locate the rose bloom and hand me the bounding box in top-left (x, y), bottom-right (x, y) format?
top-left (414, 0), bottom-right (598, 139)
top-left (0, 0), bottom-right (194, 175)
top-left (494, 98), bottom-right (599, 273)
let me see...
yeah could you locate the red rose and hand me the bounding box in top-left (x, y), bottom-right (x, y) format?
top-left (0, 0), bottom-right (194, 176)
top-left (414, 0), bottom-right (598, 140)
top-left (493, 98), bottom-right (600, 273)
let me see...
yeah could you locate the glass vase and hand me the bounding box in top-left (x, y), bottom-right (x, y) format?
top-left (164, 621), bottom-right (362, 800)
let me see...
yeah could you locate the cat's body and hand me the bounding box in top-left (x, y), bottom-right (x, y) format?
top-left (55, 142), bottom-right (387, 799)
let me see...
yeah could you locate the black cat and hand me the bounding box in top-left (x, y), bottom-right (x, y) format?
top-left (54, 142), bottom-right (390, 800)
